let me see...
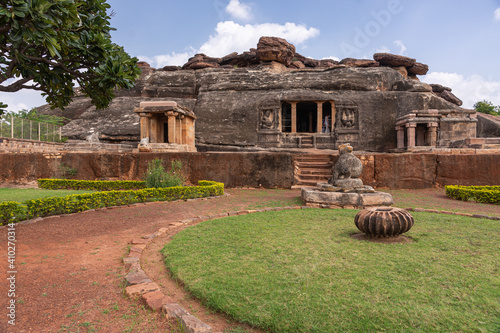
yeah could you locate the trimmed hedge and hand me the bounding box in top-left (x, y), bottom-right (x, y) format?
top-left (445, 185), bottom-right (500, 205)
top-left (0, 201), bottom-right (24, 225)
top-left (37, 179), bottom-right (147, 191)
top-left (0, 181), bottom-right (224, 225)
top-left (26, 180), bottom-right (224, 219)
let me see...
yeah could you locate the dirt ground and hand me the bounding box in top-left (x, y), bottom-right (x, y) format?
top-left (0, 188), bottom-right (498, 333)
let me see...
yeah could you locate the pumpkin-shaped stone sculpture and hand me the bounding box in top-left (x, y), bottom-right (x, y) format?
top-left (354, 207), bottom-right (414, 237)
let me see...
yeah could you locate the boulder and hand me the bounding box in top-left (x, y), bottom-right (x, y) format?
top-left (373, 53), bottom-right (416, 67)
top-left (407, 62), bottom-right (429, 75)
top-left (182, 54), bottom-right (205, 69)
top-left (137, 62), bottom-right (154, 75)
top-left (187, 62), bottom-right (219, 70)
top-left (439, 90), bottom-right (463, 106)
top-left (391, 66), bottom-right (408, 79)
top-left (256, 36), bottom-right (296, 66)
top-left (220, 51), bottom-right (259, 67)
top-left (430, 83), bottom-right (452, 93)
top-left (303, 58), bottom-right (321, 68)
top-left (339, 58), bottom-right (379, 67)
top-left (318, 59), bottom-right (339, 68)
top-left (290, 60), bottom-right (305, 69)
top-left (161, 66), bottom-right (181, 71)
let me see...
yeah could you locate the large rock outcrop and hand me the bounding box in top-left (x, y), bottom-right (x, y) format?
top-left (37, 37), bottom-right (474, 151)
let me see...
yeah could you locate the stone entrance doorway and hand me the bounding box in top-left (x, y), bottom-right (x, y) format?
top-left (281, 100), bottom-right (335, 134)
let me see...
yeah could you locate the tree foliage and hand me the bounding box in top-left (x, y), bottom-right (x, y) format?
top-left (0, 0), bottom-right (140, 114)
top-left (474, 100), bottom-right (500, 116)
top-left (2, 107), bottom-right (67, 126)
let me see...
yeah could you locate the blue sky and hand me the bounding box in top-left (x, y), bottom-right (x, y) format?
top-left (2, 0), bottom-right (500, 111)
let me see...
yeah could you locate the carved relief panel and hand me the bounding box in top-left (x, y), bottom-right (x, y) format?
top-left (258, 99), bottom-right (280, 131)
top-left (335, 100), bottom-right (360, 147)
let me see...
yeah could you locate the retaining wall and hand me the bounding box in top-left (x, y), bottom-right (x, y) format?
top-left (0, 152), bottom-right (498, 189)
top-left (0, 137), bottom-right (64, 153)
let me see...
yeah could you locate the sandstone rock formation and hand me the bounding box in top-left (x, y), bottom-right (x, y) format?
top-left (36, 37), bottom-right (475, 151)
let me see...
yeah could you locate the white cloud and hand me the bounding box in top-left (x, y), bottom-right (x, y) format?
top-left (0, 89), bottom-right (46, 112)
top-left (375, 45), bottom-right (391, 53)
top-left (393, 40), bottom-right (407, 55)
top-left (138, 51), bottom-right (194, 68)
top-left (423, 72), bottom-right (500, 108)
top-left (198, 21), bottom-right (320, 57)
top-left (494, 7), bottom-right (500, 21)
top-left (225, 0), bottom-right (253, 21)
top-left (322, 56), bottom-right (340, 62)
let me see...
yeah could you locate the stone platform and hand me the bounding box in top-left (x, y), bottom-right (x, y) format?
top-left (301, 187), bottom-right (393, 209)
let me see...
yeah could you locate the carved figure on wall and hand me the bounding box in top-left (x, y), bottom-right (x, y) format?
top-left (261, 109), bottom-right (275, 129)
top-left (341, 108), bottom-right (356, 128)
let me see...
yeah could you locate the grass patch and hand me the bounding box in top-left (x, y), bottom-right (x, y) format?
top-left (0, 188), bottom-right (94, 203)
top-left (162, 209), bottom-right (499, 333)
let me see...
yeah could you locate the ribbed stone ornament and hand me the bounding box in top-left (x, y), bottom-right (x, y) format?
top-left (354, 207), bottom-right (414, 237)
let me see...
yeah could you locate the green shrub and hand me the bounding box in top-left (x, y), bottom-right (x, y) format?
top-left (58, 163), bottom-right (78, 178)
top-left (38, 179), bottom-right (147, 191)
top-left (145, 159), bottom-right (185, 188)
top-left (26, 181), bottom-right (224, 219)
top-left (445, 185), bottom-right (500, 205)
top-left (0, 201), bottom-right (24, 225)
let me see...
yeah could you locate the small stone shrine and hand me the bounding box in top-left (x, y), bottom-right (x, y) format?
top-left (134, 101), bottom-right (197, 152)
top-left (301, 144), bottom-right (393, 208)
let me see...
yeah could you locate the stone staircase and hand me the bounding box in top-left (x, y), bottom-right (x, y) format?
top-left (293, 154), bottom-right (333, 187)
top-left (299, 136), bottom-right (314, 148)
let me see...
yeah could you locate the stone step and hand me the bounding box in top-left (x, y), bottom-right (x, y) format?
top-left (294, 154), bottom-right (331, 160)
top-left (295, 179), bottom-right (325, 186)
top-left (296, 162), bottom-right (332, 168)
top-left (299, 169), bottom-right (332, 175)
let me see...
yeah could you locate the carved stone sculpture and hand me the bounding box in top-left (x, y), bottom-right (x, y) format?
top-left (329, 144), bottom-right (364, 189)
top-left (301, 143), bottom-right (393, 208)
top-left (354, 207), bottom-right (414, 237)
top-left (86, 132), bottom-right (100, 143)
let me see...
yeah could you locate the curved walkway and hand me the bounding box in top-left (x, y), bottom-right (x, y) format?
top-left (0, 188), bottom-right (498, 332)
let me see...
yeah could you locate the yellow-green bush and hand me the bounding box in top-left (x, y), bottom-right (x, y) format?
top-left (26, 181), bottom-right (224, 219)
top-left (445, 185), bottom-right (500, 205)
top-left (37, 179), bottom-right (147, 191)
top-left (0, 201), bottom-right (24, 225)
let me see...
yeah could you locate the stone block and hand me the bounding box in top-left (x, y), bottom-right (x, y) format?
top-left (125, 270), bottom-right (151, 286)
top-left (359, 192), bottom-right (394, 207)
top-left (180, 314), bottom-right (213, 333)
top-left (123, 257), bottom-right (140, 270)
top-left (125, 282), bottom-right (160, 298)
top-left (301, 188), bottom-right (359, 206)
top-left (131, 238), bottom-right (149, 245)
top-left (163, 303), bottom-right (190, 319)
top-left (133, 244), bottom-right (147, 250)
top-left (142, 290), bottom-right (169, 311)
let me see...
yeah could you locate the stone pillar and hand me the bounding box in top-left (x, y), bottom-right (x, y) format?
top-left (150, 117), bottom-right (159, 143)
top-left (317, 102), bottom-right (323, 133)
top-left (330, 101), bottom-right (336, 132)
top-left (291, 102), bottom-right (297, 133)
top-left (406, 123), bottom-right (416, 147)
top-left (139, 113), bottom-right (150, 140)
top-left (177, 115), bottom-right (184, 144)
top-left (427, 122), bottom-right (439, 147)
top-left (167, 111), bottom-right (176, 144)
top-left (396, 126), bottom-right (405, 148)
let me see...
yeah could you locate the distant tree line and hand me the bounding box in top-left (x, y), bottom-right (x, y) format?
top-left (474, 100), bottom-right (500, 116)
top-left (1, 108), bottom-right (67, 126)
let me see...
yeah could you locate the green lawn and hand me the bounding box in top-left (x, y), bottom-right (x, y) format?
top-left (162, 209), bottom-right (499, 333)
top-left (0, 188), bottom-right (95, 203)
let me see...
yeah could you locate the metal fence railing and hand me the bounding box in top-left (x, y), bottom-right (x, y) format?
top-left (0, 115), bottom-right (62, 142)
